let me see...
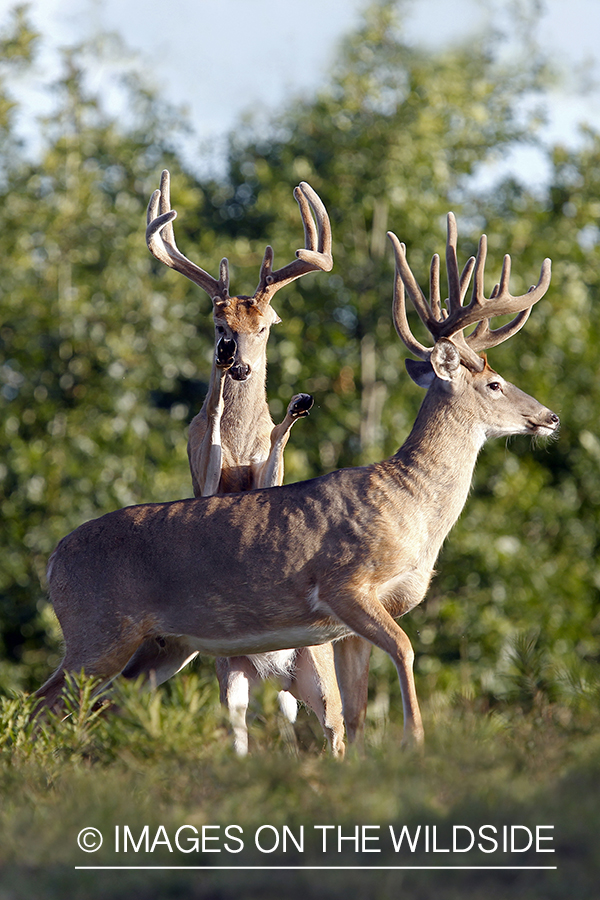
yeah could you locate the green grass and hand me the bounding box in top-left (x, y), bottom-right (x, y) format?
top-left (1, 660), bottom-right (599, 899)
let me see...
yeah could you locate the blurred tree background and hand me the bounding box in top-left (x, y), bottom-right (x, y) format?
top-left (0, 0), bottom-right (598, 723)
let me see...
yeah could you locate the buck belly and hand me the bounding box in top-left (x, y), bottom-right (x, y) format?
top-left (185, 621), bottom-right (351, 658)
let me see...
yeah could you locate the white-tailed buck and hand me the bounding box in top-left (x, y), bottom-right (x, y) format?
top-left (36, 213), bottom-right (558, 746)
top-left (121, 170), bottom-right (344, 756)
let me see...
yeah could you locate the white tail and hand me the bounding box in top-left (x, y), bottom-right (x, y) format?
top-left (122, 171), bottom-right (343, 756)
top-left (36, 213), bottom-right (559, 746)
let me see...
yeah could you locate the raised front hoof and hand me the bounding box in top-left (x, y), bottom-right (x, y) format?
top-left (216, 337), bottom-right (236, 369)
top-left (288, 393), bottom-right (314, 419)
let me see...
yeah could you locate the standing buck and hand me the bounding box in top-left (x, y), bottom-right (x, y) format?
top-left (122, 170), bottom-right (344, 756)
top-left (36, 213), bottom-right (558, 746)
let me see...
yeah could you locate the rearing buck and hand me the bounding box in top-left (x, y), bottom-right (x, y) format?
top-left (123, 170), bottom-right (344, 756)
top-left (36, 214), bottom-right (559, 746)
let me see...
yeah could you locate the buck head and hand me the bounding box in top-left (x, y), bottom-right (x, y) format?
top-left (211, 294), bottom-right (281, 382)
top-left (406, 338), bottom-right (559, 444)
top-left (146, 170), bottom-right (333, 384)
top-left (389, 214), bottom-right (559, 444)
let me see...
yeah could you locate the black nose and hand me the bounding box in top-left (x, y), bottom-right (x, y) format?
top-left (230, 364), bottom-right (251, 381)
top-left (549, 413), bottom-right (560, 427)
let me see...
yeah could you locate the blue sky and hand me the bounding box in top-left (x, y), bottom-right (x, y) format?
top-left (4, 0), bottom-right (600, 188)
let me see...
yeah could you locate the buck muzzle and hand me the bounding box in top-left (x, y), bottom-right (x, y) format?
top-left (229, 363), bottom-right (251, 381)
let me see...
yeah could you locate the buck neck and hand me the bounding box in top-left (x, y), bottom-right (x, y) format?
top-left (388, 380), bottom-right (483, 537)
top-left (219, 354), bottom-right (269, 425)
top-left (382, 339), bottom-right (558, 562)
top-left (204, 331), bottom-right (273, 465)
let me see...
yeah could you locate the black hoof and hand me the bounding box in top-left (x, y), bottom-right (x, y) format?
top-left (216, 337), bottom-right (236, 369)
top-left (289, 393), bottom-right (314, 418)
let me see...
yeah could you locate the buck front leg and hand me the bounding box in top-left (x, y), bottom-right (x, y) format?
top-left (259, 393), bottom-right (314, 488)
top-left (193, 337), bottom-right (236, 497)
top-left (330, 590), bottom-right (424, 747)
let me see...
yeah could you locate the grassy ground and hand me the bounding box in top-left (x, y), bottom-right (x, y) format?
top-left (0, 667), bottom-right (599, 899)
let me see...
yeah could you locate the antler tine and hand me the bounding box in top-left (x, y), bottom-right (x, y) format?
top-left (431, 251), bottom-right (476, 320)
top-left (467, 307), bottom-right (532, 353)
top-left (445, 213), bottom-right (463, 316)
top-left (253, 182), bottom-right (333, 304)
top-left (470, 232), bottom-right (488, 319)
top-left (146, 169), bottom-right (229, 302)
top-left (387, 232), bottom-right (441, 332)
top-left (294, 182), bottom-right (319, 257)
top-left (460, 256), bottom-right (477, 304)
top-left (434, 216), bottom-right (551, 351)
top-left (295, 181), bottom-right (333, 265)
top-left (388, 231), bottom-right (438, 360)
top-left (430, 254), bottom-right (442, 321)
top-left (391, 254), bottom-right (432, 361)
top-left (490, 253), bottom-right (552, 310)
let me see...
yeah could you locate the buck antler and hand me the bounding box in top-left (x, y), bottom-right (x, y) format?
top-left (252, 181), bottom-right (333, 304)
top-left (388, 213), bottom-right (552, 371)
top-left (146, 171), bottom-right (332, 309)
top-left (146, 169), bottom-right (230, 303)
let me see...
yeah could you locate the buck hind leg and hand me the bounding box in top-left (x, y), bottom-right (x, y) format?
top-left (34, 593), bottom-right (163, 714)
top-left (35, 635), bottom-right (144, 714)
top-left (288, 644), bottom-right (346, 758)
top-left (34, 660), bottom-right (73, 712)
top-left (277, 689), bottom-right (298, 724)
top-left (216, 655), bottom-right (304, 756)
top-left (229, 671), bottom-right (250, 757)
top-left (332, 634), bottom-right (371, 747)
top-left (215, 656), bottom-right (257, 756)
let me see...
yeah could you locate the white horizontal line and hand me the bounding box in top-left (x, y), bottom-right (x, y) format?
top-left (75, 866), bottom-right (558, 871)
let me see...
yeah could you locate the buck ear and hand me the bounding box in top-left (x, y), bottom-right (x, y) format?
top-left (405, 358), bottom-right (435, 388)
top-left (429, 339), bottom-right (461, 382)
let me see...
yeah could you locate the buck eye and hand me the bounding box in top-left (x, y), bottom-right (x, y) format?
top-left (487, 381), bottom-right (502, 393)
